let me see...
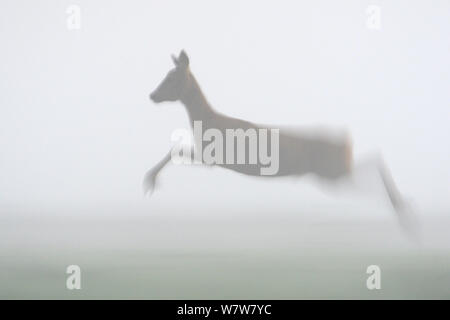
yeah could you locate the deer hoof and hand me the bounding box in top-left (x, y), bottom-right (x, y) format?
top-left (395, 200), bottom-right (420, 241)
top-left (142, 171), bottom-right (157, 198)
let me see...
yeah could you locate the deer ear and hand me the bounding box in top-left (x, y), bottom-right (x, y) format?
top-left (178, 50), bottom-right (189, 68)
top-left (171, 54), bottom-right (179, 66)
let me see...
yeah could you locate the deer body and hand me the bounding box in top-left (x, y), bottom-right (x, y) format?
top-left (161, 60), bottom-right (351, 179)
top-left (144, 50), bottom-right (416, 237)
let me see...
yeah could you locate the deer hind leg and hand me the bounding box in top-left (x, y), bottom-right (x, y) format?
top-left (346, 154), bottom-right (418, 237)
top-left (349, 154), bottom-right (403, 209)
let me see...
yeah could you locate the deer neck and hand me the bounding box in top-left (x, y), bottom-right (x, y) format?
top-left (180, 71), bottom-right (215, 127)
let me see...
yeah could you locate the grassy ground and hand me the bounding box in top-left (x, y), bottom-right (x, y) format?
top-left (1, 210), bottom-right (449, 299)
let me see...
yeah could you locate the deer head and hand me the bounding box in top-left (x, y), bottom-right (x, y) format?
top-left (149, 50), bottom-right (190, 103)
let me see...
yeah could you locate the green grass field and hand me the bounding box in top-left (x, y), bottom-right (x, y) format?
top-left (1, 210), bottom-right (449, 299)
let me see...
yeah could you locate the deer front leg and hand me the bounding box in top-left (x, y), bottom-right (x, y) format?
top-left (142, 150), bottom-right (172, 197)
top-left (143, 145), bottom-right (198, 197)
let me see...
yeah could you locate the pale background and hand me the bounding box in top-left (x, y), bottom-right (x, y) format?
top-left (0, 0), bottom-right (449, 299)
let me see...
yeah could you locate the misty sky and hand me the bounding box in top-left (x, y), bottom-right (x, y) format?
top-left (0, 0), bottom-right (449, 218)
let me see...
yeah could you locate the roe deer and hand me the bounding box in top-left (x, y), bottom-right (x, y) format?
top-left (144, 50), bottom-right (417, 236)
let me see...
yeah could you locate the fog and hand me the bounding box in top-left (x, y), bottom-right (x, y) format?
top-left (0, 1), bottom-right (449, 299)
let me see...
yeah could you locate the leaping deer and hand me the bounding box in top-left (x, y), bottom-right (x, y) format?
top-left (144, 50), bottom-right (416, 235)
